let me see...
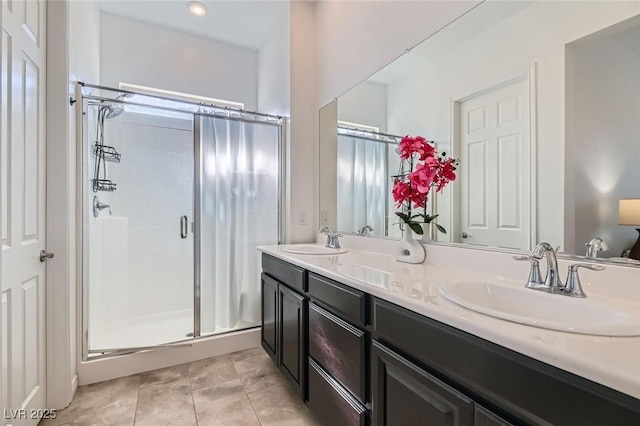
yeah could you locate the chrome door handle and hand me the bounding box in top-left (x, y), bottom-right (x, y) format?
top-left (461, 232), bottom-right (470, 239)
top-left (180, 216), bottom-right (188, 239)
top-left (40, 250), bottom-right (54, 262)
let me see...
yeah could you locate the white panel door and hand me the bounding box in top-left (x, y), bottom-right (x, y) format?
top-left (1, 1), bottom-right (47, 425)
top-left (459, 77), bottom-right (530, 250)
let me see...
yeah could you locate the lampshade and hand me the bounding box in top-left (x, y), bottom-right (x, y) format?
top-left (619, 199), bottom-right (640, 226)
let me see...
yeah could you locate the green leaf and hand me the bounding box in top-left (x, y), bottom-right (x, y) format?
top-left (435, 224), bottom-right (447, 234)
top-left (423, 214), bottom-right (440, 223)
top-left (395, 212), bottom-right (410, 223)
top-left (408, 222), bottom-right (424, 235)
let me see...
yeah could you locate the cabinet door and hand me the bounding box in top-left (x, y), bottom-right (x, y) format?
top-left (279, 283), bottom-right (307, 393)
top-left (261, 274), bottom-right (278, 361)
top-left (372, 340), bottom-right (474, 426)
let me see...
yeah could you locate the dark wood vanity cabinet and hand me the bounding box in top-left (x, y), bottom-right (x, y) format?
top-left (260, 255), bottom-right (308, 397)
top-left (260, 255), bottom-right (640, 425)
top-left (372, 297), bottom-right (640, 425)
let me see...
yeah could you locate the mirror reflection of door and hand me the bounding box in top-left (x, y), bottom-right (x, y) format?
top-left (457, 74), bottom-right (532, 250)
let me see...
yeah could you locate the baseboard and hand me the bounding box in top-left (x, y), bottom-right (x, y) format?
top-left (71, 374), bottom-right (78, 395)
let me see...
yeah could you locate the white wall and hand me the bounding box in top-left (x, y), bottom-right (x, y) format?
top-left (315, 0), bottom-right (481, 107)
top-left (338, 81), bottom-right (387, 132)
top-left (288, 1), bottom-right (317, 243)
top-left (46, 0), bottom-right (102, 409)
top-left (384, 1), bottom-right (640, 249)
top-left (100, 12), bottom-right (258, 110)
top-left (567, 25), bottom-right (640, 257)
top-left (258, 4), bottom-right (290, 116)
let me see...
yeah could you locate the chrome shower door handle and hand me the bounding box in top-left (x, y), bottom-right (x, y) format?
top-left (180, 216), bottom-right (188, 239)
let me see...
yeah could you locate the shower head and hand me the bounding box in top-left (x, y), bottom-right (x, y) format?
top-left (102, 93), bottom-right (132, 119)
top-left (104, 105), bottom-right (124, 119)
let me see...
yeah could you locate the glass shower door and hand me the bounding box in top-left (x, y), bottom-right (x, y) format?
top-left (85, 102), bottom-right (195, 355)
top-left (198, 116), bottom-right (280, 336)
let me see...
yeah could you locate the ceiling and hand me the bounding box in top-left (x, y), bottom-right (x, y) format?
top-left (97, 0), bottom-right (287, 50)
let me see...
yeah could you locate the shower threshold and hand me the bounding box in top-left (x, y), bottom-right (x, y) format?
top-left (90, 309), bottom-right (257, 352)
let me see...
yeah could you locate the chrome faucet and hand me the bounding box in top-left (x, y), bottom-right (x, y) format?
top-left (585, 238), bottom-right (608, 258)
top-left (531, 242), bottom-right (563, 290)
top-left (564, 263), bottom-right (605, 298)
top-left (514, 242), bottom-right (605, 297)
top-left (93, 195), bottom-right (112, 218)
top-left (512, 255), bottom-right (544, 288)
top-left (319, 226), bottom-right (342, 249)
top-left (357, 225), bottom-right (374, 236)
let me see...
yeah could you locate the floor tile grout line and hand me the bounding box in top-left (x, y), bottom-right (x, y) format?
top-left (232, 350), bottom-right (265, 425)
top-left (245, 388), bottom-right (265, 426)
top-left (188, 364), bottom-right (199, 426)
top-left (132, 379), bottom-right (141, 425)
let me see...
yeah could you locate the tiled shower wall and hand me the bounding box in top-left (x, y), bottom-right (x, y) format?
top-left (88, 112), bottom-right (194, 340)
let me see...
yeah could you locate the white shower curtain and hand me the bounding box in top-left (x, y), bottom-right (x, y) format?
top-left (200, 116), bottom-right (279, 333)
top-left (337, 134), bottom-right (388, 235)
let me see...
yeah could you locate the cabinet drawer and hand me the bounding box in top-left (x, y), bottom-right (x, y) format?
top-left (309, 302), bottom-right (366, 403)
top-left (263, 254), bottom-right (307, 293)
top-left (308, 358), bottom-right (367, 426)
top-left (308, 272), bottom-right (366, 326)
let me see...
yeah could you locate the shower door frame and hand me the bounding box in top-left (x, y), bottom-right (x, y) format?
top-left (77, 83), bottom-right (285, 360)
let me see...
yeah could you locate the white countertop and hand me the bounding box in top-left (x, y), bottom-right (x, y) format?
top-left (258, 243), bottom-right (640, 400)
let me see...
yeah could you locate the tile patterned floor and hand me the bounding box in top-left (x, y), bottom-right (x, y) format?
top-left (39, 347), bottom-right (319, 426)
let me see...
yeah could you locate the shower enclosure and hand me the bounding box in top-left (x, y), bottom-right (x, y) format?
top-left (336, 126), bottom-right (400, 237)
top-left (79, 83), bottom-right (283, 358)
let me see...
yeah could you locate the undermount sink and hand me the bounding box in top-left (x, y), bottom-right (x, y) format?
top-left (280, 244), bottom-right (348, 255)
top-left (440, 282), bottom-right (640, 337)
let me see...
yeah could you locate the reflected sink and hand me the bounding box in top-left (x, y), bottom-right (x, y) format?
top-left (441, 282), bottom-right (640, 336)
top-left (280, 244), bottom-right (348, 255)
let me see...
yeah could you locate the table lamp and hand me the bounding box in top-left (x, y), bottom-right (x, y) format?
top-left (619, 199), bottom-right (640, 260)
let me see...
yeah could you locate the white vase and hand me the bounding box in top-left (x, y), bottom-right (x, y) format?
top-left (393, 228), bottom-right (426, 264)
top-left (420, 223), bottom-right (432, 243)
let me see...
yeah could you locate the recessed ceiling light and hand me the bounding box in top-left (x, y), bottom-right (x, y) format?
top-left (187, 1), bottom-right (207, 17)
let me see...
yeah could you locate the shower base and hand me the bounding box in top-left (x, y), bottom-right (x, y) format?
top-left (90, 309), bottom-right (256, 352)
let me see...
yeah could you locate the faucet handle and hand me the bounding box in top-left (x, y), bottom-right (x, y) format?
top-left (564, 263), bottom-right (605, 298)
top-left (319, 226), bottom-right (334, 236)
top-left (569, 263), bottom-right (606, 272)
top-left (513, 255), bottom-right (544, 288)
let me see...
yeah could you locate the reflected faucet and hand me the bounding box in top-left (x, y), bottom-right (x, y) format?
top-left (357, 225), bottom-right (374, 236)
top-left (93, 195), bottom-right (112, 217)
top-left (531, 242), bottom-right (562, 290)
top-left (585, 238), bottom-right (608, 258)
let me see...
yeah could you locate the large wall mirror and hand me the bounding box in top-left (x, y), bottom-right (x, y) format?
top-left (319, 1), bottom-right (640, 265)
